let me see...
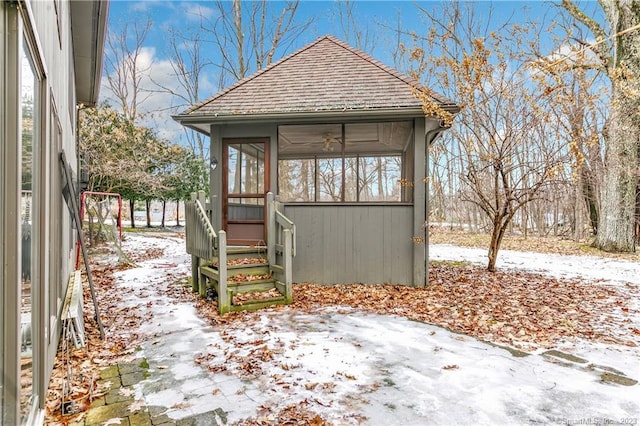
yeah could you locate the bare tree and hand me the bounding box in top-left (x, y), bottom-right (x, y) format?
top-left (333, 0), bottom-right (376, 54)
top-left (103, 18), bottom-right (153, 123)
top-left (411, 2), bottom-right (571, 271)
top-left (151, 26), bottom-right (211, 163)
top-left (561, 0), bottom-right (640, 252)
top-left (199, 0), bottom-right (314, 87)
top-left (526, 12), bottom-right (609, 240)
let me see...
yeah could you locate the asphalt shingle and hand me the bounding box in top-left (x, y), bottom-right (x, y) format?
top-left (180, 35), bottom-right (456, 118)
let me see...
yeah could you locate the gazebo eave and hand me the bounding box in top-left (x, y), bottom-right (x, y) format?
top-left (171, 105), bottom-right (459, 136)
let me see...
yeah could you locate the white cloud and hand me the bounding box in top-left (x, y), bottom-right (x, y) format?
top-left (537, 38), bottom-right (601, 70)
top-left (128, 1), bottom-right (168, 14)
top-left (183, 3), bottom-right (216, 22)
top-left (100, 42), bottom-right (218, 145)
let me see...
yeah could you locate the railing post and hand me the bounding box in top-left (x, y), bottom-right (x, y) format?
top-left (283, 229), bottom-right (293, 303)
top-left (267, 192), bottom-right (276, 267)
top-left (218, 231), bottom-right (229, 314)
top-left (197, 190), bottom-right (206, 207)
top-left (191, 255), bottom-right (199, 293)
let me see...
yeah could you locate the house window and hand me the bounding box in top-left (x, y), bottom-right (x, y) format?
top-left (277, 121), bottom-right (413, 203)
top-left (20, 35), bottom-right (40, 425)
top-left (49, 101), bottom-right (63, 345)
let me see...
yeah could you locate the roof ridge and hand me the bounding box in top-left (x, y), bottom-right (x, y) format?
top-left (185, 35), bottom-right (334, 114)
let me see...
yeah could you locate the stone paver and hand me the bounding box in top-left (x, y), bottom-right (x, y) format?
top-left (72, 359), bottom-right (221, 426)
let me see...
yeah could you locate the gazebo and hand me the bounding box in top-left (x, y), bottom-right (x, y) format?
top-left (173, 35), bottom-right (458, 312)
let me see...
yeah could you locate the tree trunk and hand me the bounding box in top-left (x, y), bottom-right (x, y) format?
top-left (595, 3), bottom-right (640, 252)
top-left (129, 199), bottom-right (136, 228)
top-left (176, 200), bottom-right (181, 226)
top-left (146, 199), bottom-right (152, 227)
top-left (580, 166), bottom-right (599, 235)
top-left (161, 200), bottom-right (166, 228)
top-left (595, 79), bottom-right (639, 251)
top-left (487, 220), bottom-right (504, 272)
top-left (573, 183), bottom-right (583, 241)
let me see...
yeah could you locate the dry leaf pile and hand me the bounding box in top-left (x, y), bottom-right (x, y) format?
top-left (210, 257), bottom-right (268, 267)
top-left (228, 272), bottom-right (273, 283)
top-left (236, 403), bottom-right (328, 426)
top-left (233, 288), bottom-right (282, 305)
top-left (287, 265), bottom-right (639, 350)
top-left (179, 264), bottom-right (639, 352)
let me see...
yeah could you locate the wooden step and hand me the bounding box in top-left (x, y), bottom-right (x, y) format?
top-left (229, 281), bottom-right (285, 312)
top-left (218, 253), bottom-right (268, 263)
top-left (201, 266), bottom-right (273, 289)
top-left (229, 295), bottom-right (287, 312)
top-left (200, 265), bottom-right (219, 280)
top-left (227, 279), bottom-right (277, 293)
top-left (226, 246), bottom-right (267, 260)
top-left (227, 263), bottom-right (270, 276)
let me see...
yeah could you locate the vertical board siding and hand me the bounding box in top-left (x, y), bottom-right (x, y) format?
top-left (284, 204), bottom-right (413, 285)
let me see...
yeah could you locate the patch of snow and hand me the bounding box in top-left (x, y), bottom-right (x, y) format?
top-left (429, 244), bottom-right (640, 285)
top-left (109, 233), bottom-right (639, 424)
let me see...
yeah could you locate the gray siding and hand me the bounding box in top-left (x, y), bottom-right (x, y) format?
top-left (284, 204), bottom-right (414, 285)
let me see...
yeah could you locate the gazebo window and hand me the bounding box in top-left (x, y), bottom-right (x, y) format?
top-left (278, 121), bottom-right (413, 203)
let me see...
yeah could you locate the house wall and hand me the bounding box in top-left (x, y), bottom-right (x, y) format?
top-left (284, 204), bottom-right (414, 284)
top-left (1, 1), bottom-right (84, 423)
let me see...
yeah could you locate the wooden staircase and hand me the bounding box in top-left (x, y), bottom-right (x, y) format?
top-left (199, 246), bottom-right (291, 313)
top-left (185, 192), bottom-right (295, 314)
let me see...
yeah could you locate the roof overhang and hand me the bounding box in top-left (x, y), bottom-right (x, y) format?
top-left (172, 105), bottom-right (459, 136)
top-left (70, 1), bottom-right (109, 107)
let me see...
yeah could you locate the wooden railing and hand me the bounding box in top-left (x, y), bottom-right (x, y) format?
top-left (185, 191), bottom-right (219, 292)
top-left (185, 191), bottom-right (295, 308)
top-left (267, 192), bottom-right (295, 299)
top-left (185, 191), bottom-right (217, 260)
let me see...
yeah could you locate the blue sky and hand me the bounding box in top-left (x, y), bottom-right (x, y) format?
top-left (106, 1), bottom-right (558, 63)
top-left (102, 1), bottom-right (594, 142)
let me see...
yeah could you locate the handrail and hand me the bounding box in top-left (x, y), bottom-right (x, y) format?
top-left (194, 198), bottom-right (217, 242)
top-left (185, 195), bottom-right (217, 261)
top-left (273, 199), bottom-right (296, 257)
top-left (266, 192), bottom-right (294, 304)
top-left (275, 209), bottom-right (293, 228)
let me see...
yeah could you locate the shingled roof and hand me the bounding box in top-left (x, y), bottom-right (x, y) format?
top-left (174, 35), bottom-right (457, 125)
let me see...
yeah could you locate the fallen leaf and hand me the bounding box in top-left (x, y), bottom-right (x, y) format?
top-left (119, 388), bottom-right (134, 398)
top-left (128, 400), bottom-right (144, 413)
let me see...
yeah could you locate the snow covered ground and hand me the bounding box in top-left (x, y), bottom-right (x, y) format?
top-left (429, 244), bottom-right (640, 285)
top-left (111, 233), bottom-right (639, 425)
